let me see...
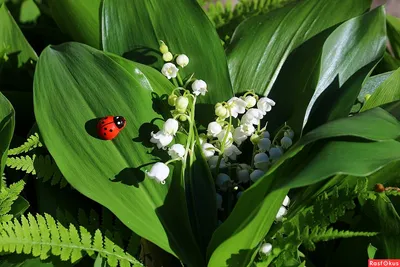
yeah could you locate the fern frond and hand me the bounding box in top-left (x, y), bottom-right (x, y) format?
top-left (0, 181), bottom-right (25, 222)
top-left (0, 213), bottom-right (143, 266)
top-left (7, 133), bottom-right (42, 156)
top-left (6, 155), bottom-right (68, 188)
top-left (302, 226), bottom-right (378, 251)
top-left (385, 190), bottom-right (400, 197)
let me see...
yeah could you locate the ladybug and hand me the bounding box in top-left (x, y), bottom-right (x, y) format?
top-left (97, 116), bottom-right (126, 140)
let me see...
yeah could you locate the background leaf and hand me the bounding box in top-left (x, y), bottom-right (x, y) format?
top-left (0, 91), bottom-right (14, 179)
top-left (34, 43), bottom-right (204, 266)
top-left (47, 0), bottom-right (101, 48)
top-left (358, 71), bottom-right (394, 102)
top-left (101, 0), bottom-right (233, 105)
top-left (227, 0), bottom-right (371, 96)
top-left (387, 15), bottom-right (400, 59)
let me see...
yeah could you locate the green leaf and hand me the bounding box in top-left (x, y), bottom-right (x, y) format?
top-left (34, 43), bottom-right (203, 266)
top-left (0, 91), bottom-right (14, 180)
top-left (361, 68), bottom-right (400, 111)
top-left (0, 3), bottom-right (37, 66)
top-left (387, 15), bottom-right (400, 59)
top-left (358, 71), bottom-right (394, 102)
top-left (19, 0), bottom-right (40, 24)
top-left (47, 0), bottom-right (101, 48)
top-left (10, 196), bottom-right (29, 218)
top-left (227, 0), bottom-right (371, 96)
top-left (101, 0), bottom-right (233, 105)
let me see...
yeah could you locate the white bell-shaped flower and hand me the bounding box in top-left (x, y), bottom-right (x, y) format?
top-left (208, 156), bottom-right (227, 169)
top-left (176, 96), bottom-right (189, 113)
top-left (282, 195), bottom-right (290, 207)
top-left (216, 193), bottom-right (223, 210)
top-left (161, 63), bottom-right (179, 79)
top-left (176, 54), bottom-right (189, 68)
top-left (202, 143), bottom-right (216, 158)
top-left (254, 152), bottom-right (270, 171)
top-left (146, 162), bottom-right (170, 184)
top-left (217, 129), bottom-right (233, 148)
top-left (233, 127), bottom-right (247, 146)
top-left (215, 103), bottom-right (229, 119)
top-left (192, 79), bottom-right (207, 96)
top-left (236, 164), bottom-right (251, 183)
top-left (198, 133), bottom-right (207, 145)
top-left (207, 121), bottom-right (222, 137)
top-left (223, 145), bottom-right (242, 161)
top-left (150, 131), bottom-right (173, 149)
top-left (275, 206), bottom-right (287, 221)
top-left (258, 138), bottom-right (271, 152)
top-left (241, 108), bottom-right (264, 126)
top-left (240, 123), bottom-right (255, 136)
top-left (168, 144), bottom-right (185, 159)
top-left (262, 131), bottom-right (270, 139)
top-left (227, 97), bottom-right (247, 118)
top-left (269, 147), bottom-right (283, 161)
top-left (244, 95), bottom-right (257, 108)
top-left (250, 169), bottom-right (265, 182)
top-left (257, 97), bottom-right (276, 115)
top-left (284, 129), bottom-right (294, 139)
top-left (280, 136), bottom-right (293, 149)
top-left (260, 243), bottom-right (273, 256)
top-left (163, 119), bottom-right (179, 136)
top-left (162, 52), bottom-right (173, 62)
top-left (216, 173), bottom-right (231, 191)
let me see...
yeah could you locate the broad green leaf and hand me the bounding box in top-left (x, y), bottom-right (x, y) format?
top-left (0, 91), bottom-right (14, 181)
top-left (34, 43), bottom-right (204, 266)
top-left (101, 0), bottom-right (233, 105)
top-left (358, 71), bottom-right (394, 102)
top-left (361, 68), bottom-right (400, 111)
top-left (10, 196), bottom-right (29, 218)
top-left (0, 3), bottom-right (37, 66)
top-left (227, 0), bottom-right (371, 96)
top-left (48, 0), bottom-right (101, 48)
top-left (387, 15), bottom-right (400, 59)
top-left (207, 107), bottom-right (400, 266)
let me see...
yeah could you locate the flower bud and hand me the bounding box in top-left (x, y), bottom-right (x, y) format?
top-left (262, 131), bottom-right (270, 139)
top-left (162, 52), bottom-right (173, 62)
top-left (236, 164), bottom-right (250, 183)
top-left (163, 119), bottom-right (179, 136)
top-left (284, 129), bottom-right (294, 139)
top-left (250, 133), bottom-right (261, 144)
top-left (260, 243), bottom-right (272, 255)
top-left (282, 195), bottom-right (290, 207)
top-left (215, 103), bottom-right (229, 118)
top-left (254, 153), bottom-right (269, 171)
top-left (176, 96), bottom-right (189, 113)
top-left (168, 94), bottom-right (177, 106)
top-left (269, 147), bottom-right (283, 161)
top-left (258, 138), bottom-right (271, 152)
top-left (159, 42), bottom-right (169, 54)
top-left (280, 136), bottom-right (292, 149)
top-left (216, 173), bottom-right (231, 191)
top-left (275, 206), bottom-right (287, 221)
top-left (250, 169), bottom-right (265, 182)
top-left (179, 115), bottom-right (187, 121)
top-left (176, 54), bottom-right (189, 67)
top-left (244, 95), bottom-right (257, 108)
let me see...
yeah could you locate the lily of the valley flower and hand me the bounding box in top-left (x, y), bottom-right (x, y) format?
top-left (269, 147), bottom-right (283, 161)
top-left (250, 169), bottom-right (265, 182)
top-left (176, 54), bottom-right (189, 68)
top-left (254, 152), bottom-right (270, 171)
top-left (280, 136), bottom-right (293, 149)
top-left (208, 155), bottom-right (227, 169)
top-left (275, 206), bottom-right (287, 221)
top-left (150, 131), bottom-right (173, 149)
top-left (215, 103), bottom-right (229, 119)
top-left (207, 121), bottom-right (222, 137)
top-left (162, 52), bottom-right (173, 62)
top-left (223, 144), bottom-right (242, 161)
top-left (163, 118), bottom-right (179, 136)
top-left (168, 144), bottom-right (185, 159)
top-left (192, 79), bottom-right (208, 96)
top-left (175, 96), bottom-right (189, 113)
top-left (282, 195), bottom-right (290, 207)
top-left (262, 131), bottom-right (270, 139)
top-left (227, 97), bottom-right (247, 118)
top-left (257, 97), bottom-right (276, 115)
top-left (284, 129), bottom-right (294, 139)
top-left (159, 42), bottom-right (169, 54)
top-left (260, 243), bottom-right (273, 256)
top-left (146, 162), bottom-right (170, 184)
top-left (202, 143), bottom-right (216, 158)
top-left (241, 108), bottom-right (264, 126)
top-left (244, 95), bottom-right (257, 108)
top-left (216, 173), bottom-right (231, 191)
top-left (236, 164), bottom-right (251, 183)
top-left (258, 138), bottom-right (271, 152)
top-left (217, 129), bottom-right (233, 148)
top-left (233, 127), bottom-right (247, 146)
top-left (161, 63), bottom-right (179, 79)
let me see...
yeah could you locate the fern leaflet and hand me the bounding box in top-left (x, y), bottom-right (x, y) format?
top-left (0, 213), bottom-right (143, 267)
top-left (7, 133), bottom-right (42, 156)
top-left (0, 181), bottom-right (25, 222)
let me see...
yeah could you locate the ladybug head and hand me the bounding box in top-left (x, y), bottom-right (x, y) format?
top-left (113, 116), bottom-right (126, 129)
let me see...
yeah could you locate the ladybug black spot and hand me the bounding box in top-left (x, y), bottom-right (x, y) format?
top-left (109, 129), bottom-right (113, 132)
top-left (104, 127), bottom-right (107, 130)
top-left (101, 121), bottom-right (104, 124)
top-left (103, 133), bottom-right (106, 136)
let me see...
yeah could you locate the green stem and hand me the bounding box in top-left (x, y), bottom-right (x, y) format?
top-left (177, 72), bottom-right (184, 87)
top-left (172, 78), bottom-right (179, 87)
top-left (216, 112), bottom-right (232, 174)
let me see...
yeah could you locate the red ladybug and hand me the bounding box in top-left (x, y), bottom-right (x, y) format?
top-left (97, 116), bottom-right (126, 140)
